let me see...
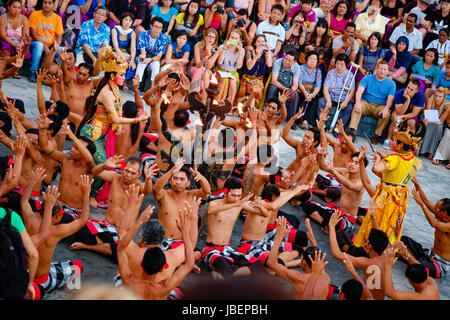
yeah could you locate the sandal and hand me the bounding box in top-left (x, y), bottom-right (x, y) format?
top-left (432, 159), bottom-right (440, 165)
top-left (447, 164), bottom-right (450, 170)
top-left (13, 73), bottom-right (21, 79)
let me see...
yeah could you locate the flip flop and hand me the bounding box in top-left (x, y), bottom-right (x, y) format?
top-left (13, 73), bottom-right (21, 79)
top-left (447, 164), bottom-right (450, 170)
top-left (432, 159), bottom-right (440, 165)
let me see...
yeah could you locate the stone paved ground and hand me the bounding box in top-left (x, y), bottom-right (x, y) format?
top-left (2, 77), bottom-right (449, 300)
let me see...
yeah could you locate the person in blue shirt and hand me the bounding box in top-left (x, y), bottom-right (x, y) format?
top-left (431, 60), bottom-right (450, 100)
top-left (349, 60), bottom-right (396, 144)
top-left (73, 0), bottom-right (106, 20)
top-left (75, 6), bottom-right (111, 66)
top-left (150, 0), bottom-right (179, 36)
top-left (385, 79), bottom-right (425, 146)
top-left (135, 17), bottom-right (169, 90)
top-left (161, 29), bottom-right (190, 73)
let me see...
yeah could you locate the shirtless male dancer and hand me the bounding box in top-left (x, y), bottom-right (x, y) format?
top-left (153, 158), bottom-right (210, 269)
top-left (203, 177), bottom-right (268, 279)
top-left (315, 110), bottom-right (357, 202)
top-left (0, 106), bottom-right (46, 214)
top-left (70, 156), bottom-right (157, 262)
top-left (399, 178), bottom-right (450, 279)
top-left (267, 216), bottom-right (331, 299)
top-left (117, 198), bottom-right (195, 299)
top-left (38, 124), bottom-right (96, 223)
top-left (328, 207), bottom-right (390, 300)
top-left (304, 147), bottom-right (368, 234)
top-left (237, 183), bottom-right (310, 269)
top-left (384, 247), bottom-right (440, 300)
top-left (31, 175), bottom-right (92, 300)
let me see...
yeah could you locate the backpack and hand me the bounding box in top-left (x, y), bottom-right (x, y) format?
top-left (0, 208), bottom-right (29, 300)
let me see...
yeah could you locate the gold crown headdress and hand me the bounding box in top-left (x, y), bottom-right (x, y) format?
top-left (99, 45), bottom-right (128, 74)
top-left (392, 123), bottom-right (422, 150)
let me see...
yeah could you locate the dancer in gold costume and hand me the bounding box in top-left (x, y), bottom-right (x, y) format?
top-left (76, 46), bottom-right (148, 206)
top-left (353, 125), bottom-right (425, 252)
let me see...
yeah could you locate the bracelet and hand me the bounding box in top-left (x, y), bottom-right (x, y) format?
top-left (404, 255), bottom-right (410, 260)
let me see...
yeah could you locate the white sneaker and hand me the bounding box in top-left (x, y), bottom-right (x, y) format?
top-left (383, 139), bottom-right (391, 149)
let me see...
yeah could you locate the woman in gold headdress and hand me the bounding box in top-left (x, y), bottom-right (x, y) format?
top-left (76, 46), bottom-right (148, 204)
top-left (353, 124), bottom-right (426, 252)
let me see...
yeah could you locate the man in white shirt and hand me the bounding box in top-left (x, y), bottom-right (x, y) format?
top-left (389, 13), bottom-right (423, 55)
top-left (256, 4), bottom-right (285, 56)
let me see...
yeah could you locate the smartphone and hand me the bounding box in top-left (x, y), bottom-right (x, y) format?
top-left (229, 39), bottom-right (239, 46)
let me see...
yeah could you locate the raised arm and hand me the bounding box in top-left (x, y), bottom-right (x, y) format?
top-left (37, 115), bottom-right (66, 163)
top-left (342, 253), bottom-right (374, 300)
top-left (53, 175), bottom-right (92, 238)
top-left (328, 210), bottom-right (370, 268)
top-left (161, 202), bottom-right (195, 296)
top-left (0, 135), bottom-right (26, 196)
top-left (281, 108), bottom-right (304, 148)
top-left (384, 247), bottom-right (420, 300)
top-left (20, 167), bottom-right (47, 235)
top-left (358, 146), bottom-right (375, 197)
top-left (189, 166), bottom-right (211, 199)
top-left (62, 125), bottom-right (95, 170)
top-left (31, 185), bottom-right (59, 248)
top-left (266, 216), bottom-right (305, 283)
top-left (153, 158), bottom-right (184, 200)
top-left (92, 155), bottom-right (124, 181)
top-left (411, 177), bottom-right (435, 213)
top-left (411, 188), bottom-right (450, 233)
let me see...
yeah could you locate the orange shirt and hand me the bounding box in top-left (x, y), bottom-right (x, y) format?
top-left (29, 10), bottom-right (63, 46)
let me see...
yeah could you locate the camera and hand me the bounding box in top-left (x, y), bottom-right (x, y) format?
top-left (216, 5), bottom-right (224, 14)
top-left (236, 18), bottom-right (246, 28)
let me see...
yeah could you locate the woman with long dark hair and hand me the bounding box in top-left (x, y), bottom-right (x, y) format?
top-left (300, 19), bottom-right (331, 72)
top-left (326, 0), bottom-right (352, 38)
top-left (76, 46), bottom-right (148, 205)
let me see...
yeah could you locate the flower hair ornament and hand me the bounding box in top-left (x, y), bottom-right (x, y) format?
top-left (99, 45), bottom-right (128, 74)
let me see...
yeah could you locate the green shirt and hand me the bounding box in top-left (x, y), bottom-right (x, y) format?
top-left (0, 207), bottom-right (25, 233)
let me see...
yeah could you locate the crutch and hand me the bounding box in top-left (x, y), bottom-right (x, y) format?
top-left (329, 62), bottom-right (360, 132)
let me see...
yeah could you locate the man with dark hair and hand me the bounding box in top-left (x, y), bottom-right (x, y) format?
top-left (313, 111), bottom-right (357, 202)
top-left (397, 178), bottom-right (450, 279)
top-left (226, 9), bottom-right (256, 47)
top-left (58, 52), bottom-right (102, 119)
top-left (69, 156), bottom-right (157, 262)
top-left (281, 111), bottom-right (321, 189)
top-left (203, 177), bottom-right (267, 279)
top-left (389, 13), bottom-right (423, 56)
top-left (385, 79), bottom-right (425, 147)
top-left (153, 158), bottom-right (210, 272)
top-left (266, 50), bottom-right (300, 121)
top-left (135, 16), bottom-right (169, 90)
top-left (238, 184), bottom-right (310, 270)
top-left (332, 22), bottom-right (359, 64)
top-left (38, 123), bottom-right (96, 224)
top-left (117, 198), bottom-right (195, 299)
top-left (256, 4), bottom-right (285, 55)
top-left (317, 53), bottom-right (355, 129)
top-left (384, 247), bottom-right (440, 300)
top-left (266, 216), bottom-right (331, 299)
top-left (75, 6), bottom-right (111, 66)
top-left (306, 147), bottom-right (367, 234)
top-left (28, 0), bottom-right (64, 82)
top-left (329, 209), bottom-right (390, 300)
top-left (28, 176), bottom-right (91, 300)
